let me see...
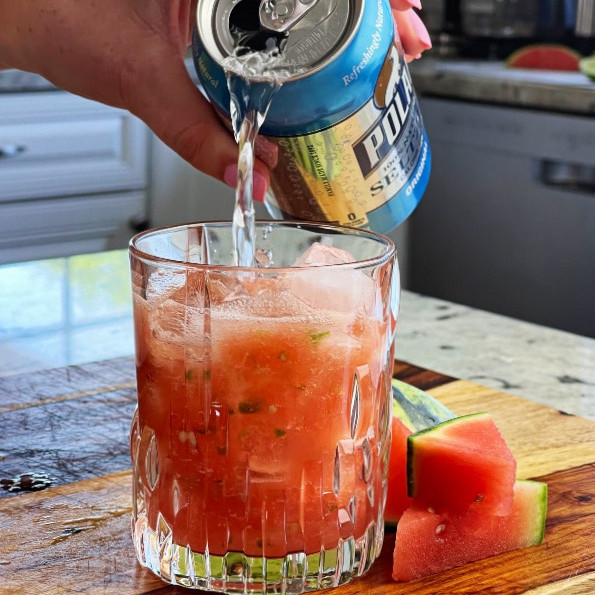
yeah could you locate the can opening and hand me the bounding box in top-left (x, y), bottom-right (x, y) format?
top-left (229, 0), bottom-right (288, 55)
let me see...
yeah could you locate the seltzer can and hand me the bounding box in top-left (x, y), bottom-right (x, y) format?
top-left (192, 0), bottom-right (431, 234)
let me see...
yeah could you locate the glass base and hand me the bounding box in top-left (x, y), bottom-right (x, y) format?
top-left (133, 513), bottom-right (384, 593)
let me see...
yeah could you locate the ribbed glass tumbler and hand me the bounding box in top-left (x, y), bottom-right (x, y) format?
top-left (129, 221), bottom-right (399, 593)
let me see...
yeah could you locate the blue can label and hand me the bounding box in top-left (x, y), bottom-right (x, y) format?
top-left (192, 0), bottom-right (431, 233)
top-left (265, 41), bottom-right (431, 233)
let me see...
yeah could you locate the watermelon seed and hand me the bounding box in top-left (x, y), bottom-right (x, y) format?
top-left (435, 524), bottom-right (446, 535)
top-left (475, 493), bottom-right (485, 502)
top-left (427, 507), bottom-right (435, 514)
top-left (239, 400), bottom-right (262, 414)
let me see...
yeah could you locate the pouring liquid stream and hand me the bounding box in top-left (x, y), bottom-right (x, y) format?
top-left (223, 1), bottom-right (299, 267)
top-left (226, 73), bottom-right (280, 267)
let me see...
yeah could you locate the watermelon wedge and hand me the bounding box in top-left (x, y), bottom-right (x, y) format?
top-left (507, 44), bottom-right (581, 71)
top-left (407, 412), bottom-right (517, 515)
top-left (392, 479), bottom-right (548, 582)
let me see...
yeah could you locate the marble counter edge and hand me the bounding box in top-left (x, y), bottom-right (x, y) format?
top-left (395, 291), bottom-right (595, 421)
top-left (409, 59), bottom-right (595, 116)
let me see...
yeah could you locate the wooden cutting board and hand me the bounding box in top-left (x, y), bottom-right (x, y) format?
top-left (0, 358), bottom-right (594, 594)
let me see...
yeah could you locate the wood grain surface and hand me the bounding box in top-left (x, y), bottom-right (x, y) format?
top-left (0, 358), bottom-right (594, 594)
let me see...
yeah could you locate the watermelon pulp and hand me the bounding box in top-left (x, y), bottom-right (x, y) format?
top-left (392, 479), bottom-right (548, 582)
top-left (385, 417), bottom-right (413, 524)
top-left (407, 412), bottom-right (517, 515)
top-left (132, 267), bottom-right (390, 558)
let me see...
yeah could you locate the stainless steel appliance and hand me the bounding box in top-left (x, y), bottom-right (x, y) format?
top-left (408, 97), bottom-right (595, 338)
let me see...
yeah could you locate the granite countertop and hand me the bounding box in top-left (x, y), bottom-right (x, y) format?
top-left (409, 57), bottom-right (595, 116)
top-left (0, 250), bottom-right (593, 420)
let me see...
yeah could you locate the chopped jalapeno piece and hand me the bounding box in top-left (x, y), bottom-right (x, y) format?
top-left (309, 330), bottom-right (330, 344)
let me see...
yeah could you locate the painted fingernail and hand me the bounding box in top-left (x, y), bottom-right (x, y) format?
top-left (410, 10), bottom-right (432, 49)
top-left (223, 164), bottom-right (268, 203)
top-left (408, 0), bottom-right (422, 10)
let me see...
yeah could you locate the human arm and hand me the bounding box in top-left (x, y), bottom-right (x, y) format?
top-left (0, 0), bottom-right (431, 199)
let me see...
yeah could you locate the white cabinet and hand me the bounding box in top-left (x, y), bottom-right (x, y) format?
top-left (0, 91), bottom-right (149, 264)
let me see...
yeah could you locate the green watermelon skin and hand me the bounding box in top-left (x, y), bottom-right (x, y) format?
top-left (392, 479), bottom-right (548, 582)
top-left (407, 412), bottom-right (517, 515)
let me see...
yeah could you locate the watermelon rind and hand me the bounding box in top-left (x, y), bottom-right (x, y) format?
top-left (514, 479), bottom-right (548, 545)
top-left (407, 410), bottom-right (488, 440)
top-left (391, 378), bottom-right (455, 433)
top-left (579, 56), bottom-right (595, 82)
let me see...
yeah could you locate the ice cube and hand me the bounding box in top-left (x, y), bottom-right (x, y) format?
top-left (288, 241), bottom-right (383, 314)
top-left (149, 298), bottom-right (188, 343)
top-left (287, 266), bottom-right (380, 316)
top-left (293, 242), bottom-right (355, 267)
top-left (145, 269), bottom-right (186, 303)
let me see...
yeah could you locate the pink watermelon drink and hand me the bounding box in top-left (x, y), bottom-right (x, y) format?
top-left (129, 222), bottom-right (398, 592)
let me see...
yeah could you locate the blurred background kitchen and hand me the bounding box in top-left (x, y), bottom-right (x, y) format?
top-left (1, 0), bottom-right (594, 342)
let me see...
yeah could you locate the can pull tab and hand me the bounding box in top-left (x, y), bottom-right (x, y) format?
top-left (259, 0), bottom-right (319, 32)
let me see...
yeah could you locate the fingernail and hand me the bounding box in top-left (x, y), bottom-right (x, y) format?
top-left (407, 0), bottom-right (422, 10)
top-left (410, 10), bottom-right (432, 49)
top-left (223, 164), bottom-right (268, 203)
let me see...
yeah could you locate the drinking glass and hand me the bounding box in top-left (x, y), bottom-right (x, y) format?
top-left (129, 221), bottom-right (399, 593)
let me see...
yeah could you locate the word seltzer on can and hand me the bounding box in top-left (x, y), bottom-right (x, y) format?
top-left (192, 0), bottom-right (431, 234)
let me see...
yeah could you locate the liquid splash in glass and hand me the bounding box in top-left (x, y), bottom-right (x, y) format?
top-left (222, 23), bottom-right (301, 267)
